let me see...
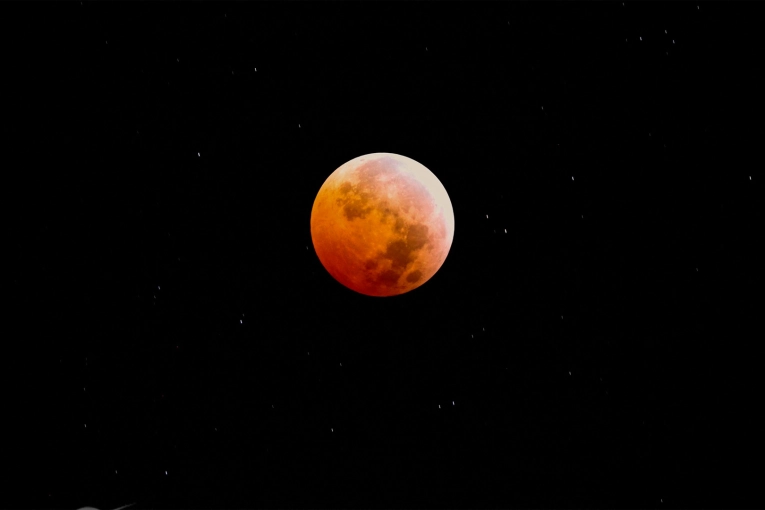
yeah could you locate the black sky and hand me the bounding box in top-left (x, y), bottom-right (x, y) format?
top-left (7, 2), bottom-right (763, 509)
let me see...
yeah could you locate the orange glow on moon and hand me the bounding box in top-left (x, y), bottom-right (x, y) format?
top-left (310, 153), bottom-right (455, 297)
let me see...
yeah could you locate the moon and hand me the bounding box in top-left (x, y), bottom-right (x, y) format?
top-left (310, 153), bottom-right (454, 297)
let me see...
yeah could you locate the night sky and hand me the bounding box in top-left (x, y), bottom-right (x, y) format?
top-left (8, 2), bottom-right (763, 509)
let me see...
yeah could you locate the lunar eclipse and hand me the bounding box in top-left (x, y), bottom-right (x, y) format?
top-left (310, 153), bottom-right (455, 297)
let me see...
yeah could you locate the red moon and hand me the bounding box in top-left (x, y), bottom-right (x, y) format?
top-left (310, 153), bottom-right (455, 297)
